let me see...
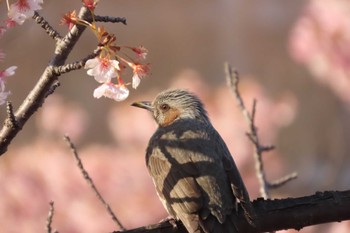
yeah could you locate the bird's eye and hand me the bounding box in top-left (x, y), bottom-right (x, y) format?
top-left (160, 104), bottom-right (170, 111)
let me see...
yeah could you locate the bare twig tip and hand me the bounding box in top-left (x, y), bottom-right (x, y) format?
top-left (268, 172), bottom-right (298, 189)
top-left (95, 15), bottom-right (127, 25)
top-left (225, 62), bottom-right (272, 199)
top-left (5, 101), bottom-right (17, 128)
top-left (63, 135), bottom-right (126, 231)
top-left (33, 11), bottom-right (62, 41)
top-left (46, 201), bottom-right (55, 233)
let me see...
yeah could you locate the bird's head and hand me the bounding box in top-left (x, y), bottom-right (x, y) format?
top-left (132, 89), bottom-right (209, 127)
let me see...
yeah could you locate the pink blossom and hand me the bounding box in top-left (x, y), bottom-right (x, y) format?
top-left (8, 0), bottom-right (44, 25)
top-left (0, 66), bottom-right (17, 78)
top-left (131, 46), bottom-right (148, 60)
top-left (60, 10), bottom-right (77, 30)
top-left (93, 82), bottom-right (129, 101)
top-left (82, 0), bottom-right (98, 11)
top-left (289, 0), bottom-right (350, 103)
top-left (0, 66), bottom-right (16, 104)
top-left (85, 57), bottom-right (119, 83)
top-left (129, 63), bottom-right (149, 89)
top-left (5, 19), bottom-right (17, 29)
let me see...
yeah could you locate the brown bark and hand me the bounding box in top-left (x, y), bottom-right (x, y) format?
top-left (114, 190), bottom-right (350, 233)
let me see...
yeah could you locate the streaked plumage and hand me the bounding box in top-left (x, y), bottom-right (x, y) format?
top-left (132, 89), bottom-right (254, 233)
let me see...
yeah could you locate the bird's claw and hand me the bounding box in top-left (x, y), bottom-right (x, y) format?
top-left (160, 216), bottom-right (178, 228)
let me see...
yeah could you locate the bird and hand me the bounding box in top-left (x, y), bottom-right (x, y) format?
top-left (132, 89), bottom-right (254, 233)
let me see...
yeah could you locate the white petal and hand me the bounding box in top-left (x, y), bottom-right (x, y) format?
top-left (110, 60), bottom-right (120, 70)
top-left (28, 0), bottom-right (43, 11)
top-left (102, 66), bottom-right (118, 79)
top-left (4, 66), bottom-right (17, 77)
top-left (94, 72), bottom-right (111, 83)
top-left (93, 83), bottom-right (129, 102)
top-left (113, 85), bottom-right (129, 101)
top-left (93, 84), bottom-right (107, 99)
top-left (132, 74), bottom-right (141, 89)
top-left (84, 58), bottom-right (99, 69)
top-left (8, 9), bottom-right (27, 25)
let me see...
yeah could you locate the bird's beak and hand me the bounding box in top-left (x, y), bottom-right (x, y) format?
top-left (131, 101), bottom-right (153, 112)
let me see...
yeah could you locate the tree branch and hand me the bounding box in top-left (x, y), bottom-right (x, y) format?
top-left (225, 63), bottom-right (271, 199)
top-left (33, 11), bottom-right (62, 42)
top-left (5, 101), bottom-right (17, 129)
top-left (95, 15), bottom-right (127, 25)
top-left (225, 63), bottom-right (297, 199)
top-left (113, 190), bottom-right (350, 233)
top-left (53, 50), bottom-right (101, 75)
top-left (0, 7), bottom-right (91, 155)
top-left (268, 172), bottom-right (298, 189)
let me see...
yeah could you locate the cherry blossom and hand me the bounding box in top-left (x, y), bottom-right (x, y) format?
top-left (0, 66), bottom-right (17, 84)
top-left (0, 66), bottom-right (16, 105)
top-left (289, 0), bottom-right (350, 103)
top-left (60, 10), bottom-right (77, 30)
top-left (8, 0), bottom-right (44, 25)
top-left (132, 74), bottom-right (141, 89)
top-left (93, 82), bottom-right (129, 101)
top-left (130, 46), bottom-right (148, 60)
top-left (82, 0), bottom-right (98, 11)
top-left (0, 66), bottom-right (16, 92)
top-left (5, 19), bottom-right (17, 29)
top-left (130, 63), bottom-right (150, 89)
top-left (84, 57), bottom-right (119, 83)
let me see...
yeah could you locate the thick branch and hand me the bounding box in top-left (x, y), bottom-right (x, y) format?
top-left (0, 7), bottom-right (90, 155)
top-left (114, 190), bottom-right (350, 233)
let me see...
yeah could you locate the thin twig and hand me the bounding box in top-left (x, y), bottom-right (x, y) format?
top-left (33, 11), bottom-right (62, 41)
top-left (268, 172), bottom-right (298, 189)
top-left (95, 15), bottom-right (127, 25)
top-left (63, 135), bottom-right (126, 231)
top-left (45, 80), bottom-right (61, 98)
top-left (53, 50), bottom-right (101, 75)
top-left (225, 62), bottom-right (298, 201)
top-left (5, 101), bottom-right (17, 128)
top-left (225, 63), bottom-right (270, 199)
top-left (46, 201), bottom-right (57, 233)
top-left (259, 145), bottom-right (275, 153)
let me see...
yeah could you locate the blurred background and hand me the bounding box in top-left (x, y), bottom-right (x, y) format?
top-left (0, 0), bottom-right (350, 232)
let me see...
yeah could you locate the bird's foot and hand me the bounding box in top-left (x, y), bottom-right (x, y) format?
top-left (160, 216), bottom-right (178, 228)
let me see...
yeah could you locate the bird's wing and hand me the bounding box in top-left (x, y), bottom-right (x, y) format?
top-left (146, 122), bottom-right (235, 229)
top-left (147, 149), bottom-right (202, 215)
top-left (147, 143), bottom-right (204, 233)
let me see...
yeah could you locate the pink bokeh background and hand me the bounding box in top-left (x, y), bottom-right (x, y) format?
top-left (0, 0), bottom-right (350, 232)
